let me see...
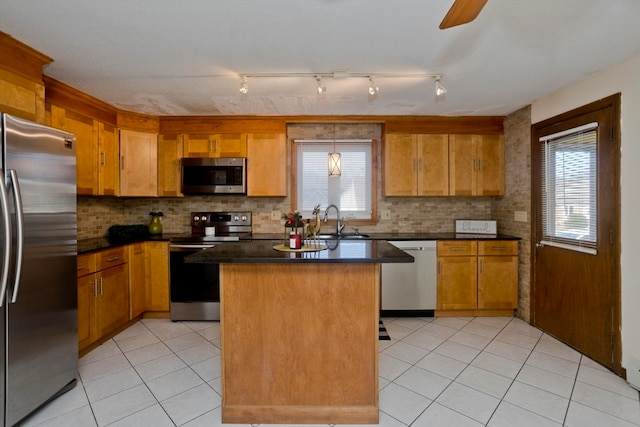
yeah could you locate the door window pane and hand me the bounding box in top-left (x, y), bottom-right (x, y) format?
top-left (540, 122), bottom-right (597, 252)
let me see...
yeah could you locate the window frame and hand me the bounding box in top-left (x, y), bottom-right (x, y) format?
top-left (291, 138), bottom-right (378, 225)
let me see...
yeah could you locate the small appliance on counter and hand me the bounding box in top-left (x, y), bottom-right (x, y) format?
top-left (169, 212), bottom-right (252, 321)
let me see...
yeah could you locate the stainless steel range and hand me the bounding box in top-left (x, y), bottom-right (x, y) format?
top-left (169, 211), bottom-right (251, 321)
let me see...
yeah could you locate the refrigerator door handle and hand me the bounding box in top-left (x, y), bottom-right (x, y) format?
top-left (0, 168), bottom-right (12, 307)
top-left (8, 169), bottom-right (24, 303)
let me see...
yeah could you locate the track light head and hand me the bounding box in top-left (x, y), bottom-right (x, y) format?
top-left (368, 76), bottom-right (379, 95)
top-left (239, 76), bottom-right (248, 94)
top-left (435, 76), bottom-right (447, 97)
top-left (316, 75), bottom-right (326, 94)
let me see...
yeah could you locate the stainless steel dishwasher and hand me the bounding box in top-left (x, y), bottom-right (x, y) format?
top-left (381, 241), bottom-right (437, 316)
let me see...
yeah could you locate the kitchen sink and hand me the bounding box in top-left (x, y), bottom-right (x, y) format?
top-left (315, 233), bottom-right (370, 240)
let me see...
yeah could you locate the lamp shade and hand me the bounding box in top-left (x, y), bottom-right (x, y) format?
top-left (328, 152), bottom-right (341, 176)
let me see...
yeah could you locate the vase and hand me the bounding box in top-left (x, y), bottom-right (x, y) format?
top-left (148, 215), bottom-right (163, 235)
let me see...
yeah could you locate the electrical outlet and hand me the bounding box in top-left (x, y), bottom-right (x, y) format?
top-left (271, 210), bottom-right (281, 220)
top-left (380, 210), bottom-right (391, 220)
top-left (514, 210), bottom-right (528, 223)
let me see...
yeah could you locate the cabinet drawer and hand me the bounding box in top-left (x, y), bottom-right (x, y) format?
top-left (478, 240), bottom-right (518, 256)
top-left (96, 246), bottom-right (127, 270)
top-left (437, 240), bottom-right (477, 256)
top-left (77, 253), bottom-right (96, 277)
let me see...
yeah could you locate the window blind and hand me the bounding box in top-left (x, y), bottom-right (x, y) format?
top-left (294, 139), bottom-right (372, 219)
top-left (539, 122), bottom-right (598, 254)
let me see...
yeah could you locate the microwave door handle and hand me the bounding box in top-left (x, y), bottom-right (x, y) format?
top-left (8, 170), bottom-right (24, 303)
top-left (0, 169), bottom-right (11, 307)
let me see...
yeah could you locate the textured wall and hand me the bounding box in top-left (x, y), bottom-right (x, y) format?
top-left (491, 106), bottom-right (532, 321)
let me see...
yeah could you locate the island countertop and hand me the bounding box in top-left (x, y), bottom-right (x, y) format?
top-left (184, 239), bottom-right (414, 264)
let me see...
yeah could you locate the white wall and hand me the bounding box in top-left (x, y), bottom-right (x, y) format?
top-left (531, 55), bottom-right (640, 383)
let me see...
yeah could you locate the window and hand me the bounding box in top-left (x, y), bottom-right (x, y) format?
top-left (293, 139), bottom-right (373, 220)
top-left (539, 122), bottom-right (597, 254)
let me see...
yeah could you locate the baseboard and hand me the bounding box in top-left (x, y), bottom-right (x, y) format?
top-left (380, 309), bottom-right (435, 317)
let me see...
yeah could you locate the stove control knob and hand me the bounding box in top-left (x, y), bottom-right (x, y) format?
top-left (234, 215), bottom-right (239, 221)
top-left (241, 215), bottom-right (247, 221)
top-left (193, 215), bottom-right (200, 222)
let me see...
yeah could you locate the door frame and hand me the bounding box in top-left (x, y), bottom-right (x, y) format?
top-left (530, 93), bottom-right (622, 375)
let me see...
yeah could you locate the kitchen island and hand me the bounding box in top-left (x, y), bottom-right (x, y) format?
top-left (186, 239), bottom-right (413, 424)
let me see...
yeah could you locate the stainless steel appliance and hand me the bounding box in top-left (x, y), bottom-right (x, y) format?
top-left (0, 113), bottom-right (77, 426)
top-left (181, 157), bottom-right (246, 194)
top-left (381, 241), bottom-right (437, 316)
top-left (170, 211), bottom-right (251, 321)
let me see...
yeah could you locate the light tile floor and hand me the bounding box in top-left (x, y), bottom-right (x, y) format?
top-left (19, 316), bottom-right (640, 427)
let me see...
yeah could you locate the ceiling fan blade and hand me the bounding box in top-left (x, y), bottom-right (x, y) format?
top-left (439, 0), bottom-right (488, 29)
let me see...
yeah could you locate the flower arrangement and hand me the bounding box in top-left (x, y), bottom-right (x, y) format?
top-left (282, 211), bottom-right (304, 234)
top-left (149, 211), bottom-right (164, 217)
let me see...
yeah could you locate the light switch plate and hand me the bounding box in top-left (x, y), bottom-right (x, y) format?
top-left (514, 211), bottom-right (528, 222)
top-left (271, 210), bottom-right (281, 220)
top-left (380, 210), bottom-right (391, 220)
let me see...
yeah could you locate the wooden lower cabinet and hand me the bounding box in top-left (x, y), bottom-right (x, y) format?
top-left (128, 242), bottom-right (147, 318)
top-left (145, 241), bottom-right (170, 314)
top-left (437, 240), bottom-right (518, 316)
top-left (77, 248), bottom-right (129, 352)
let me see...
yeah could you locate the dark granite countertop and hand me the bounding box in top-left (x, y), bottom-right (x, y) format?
top-left (77, 234), bottom-right (172, 254)
top-left (185, 239), bottom-right (415, 264)
top-left (246, 232), bottom-right (521, 241)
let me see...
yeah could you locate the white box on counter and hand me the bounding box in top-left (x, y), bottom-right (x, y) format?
top-left (455, 220), bottom-right (497, 235)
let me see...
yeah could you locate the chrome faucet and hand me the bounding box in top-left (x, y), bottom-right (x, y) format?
top-left (323, 204), bottom-right (345, 235)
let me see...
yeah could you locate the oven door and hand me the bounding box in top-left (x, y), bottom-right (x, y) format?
top-left (169, 243), bottom-right (220, 321)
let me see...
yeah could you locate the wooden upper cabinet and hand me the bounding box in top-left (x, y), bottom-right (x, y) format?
top-left (449, 134), bottom-right (504, 196)
top-left (61, 109), bottom-right (96, 195)
top-left (416, 134), bottom-right (449, 196)
top-left (383, 134), bottom-right (416, 196)
top-left (119, 129), bottom-right (158, 197)
top-left (97, 122), bottom-right (119, 196)
top-left (247, 133), bottom-right (287, 197)
top-left (157, 133), bottom-right (183, 197)
top-left (49, 105), bottom-right (119, 196)
top-left (383, 134), bottom-right (449, 196)
top-left (183, 133), bottom-right (247, 158)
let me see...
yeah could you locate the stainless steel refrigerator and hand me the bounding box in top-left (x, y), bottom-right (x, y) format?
top-left (0, 113), bottom-right (78, 426)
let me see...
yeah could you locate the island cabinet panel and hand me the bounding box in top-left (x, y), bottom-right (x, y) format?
top-left (220, 263), bottom-right (380, 424)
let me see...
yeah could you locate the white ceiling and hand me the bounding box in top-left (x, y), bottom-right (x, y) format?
top-left (1, 0), bottom-right (639, 117)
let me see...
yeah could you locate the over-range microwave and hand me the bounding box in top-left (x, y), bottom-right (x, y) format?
top-left (181, 157), bottom-right (246, 194)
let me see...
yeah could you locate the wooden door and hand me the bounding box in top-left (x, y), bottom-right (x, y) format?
top-left (95, 265), bottom-right (129, 339)
top-left (215, 133), bottom-right (247, 157)
top-left (183, 133), bottom-right (214, 157)
top-left (477, 241), bottom-right (518, 309)
top-left (119, 129), bottom-right (158, 196)
top-left (448, 134), bottom-right (475, 196)
top-left (383, 133), bottom-right (416, 196)
top-left (476, 134), bottom-right (504, 196)
top-left (247, 133), bottom-right (287, 196)
top-left (77, 273), bottom-right (95, 350)
top-left (146, 242), bottom-right (170, 312)
top-left (437, 256), bottom-right (478, 310)
top-left (63, 110), bottom-right (97, 195)
top-left (532, 94), bottom-right (621, 373)
top-left (157, 133), bottom-right (183, 197)
top-left (416, 134), bottom-right (449, 196)
top-left (97, 122), bottom-right (119, 196)
top-left (128, 243), bottom-right (147, 319)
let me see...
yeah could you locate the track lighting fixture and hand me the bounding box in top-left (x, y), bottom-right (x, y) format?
top-left (368, 76), bottom-right (379, 95)
top-left (239, 76), bottom-right (248, 94)
top-left (435, 76), bottom-right (447, 96)
top-left (316, 75), bottom-right (326, 94)
top-left (236, 72), bottom-right (446, 97)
